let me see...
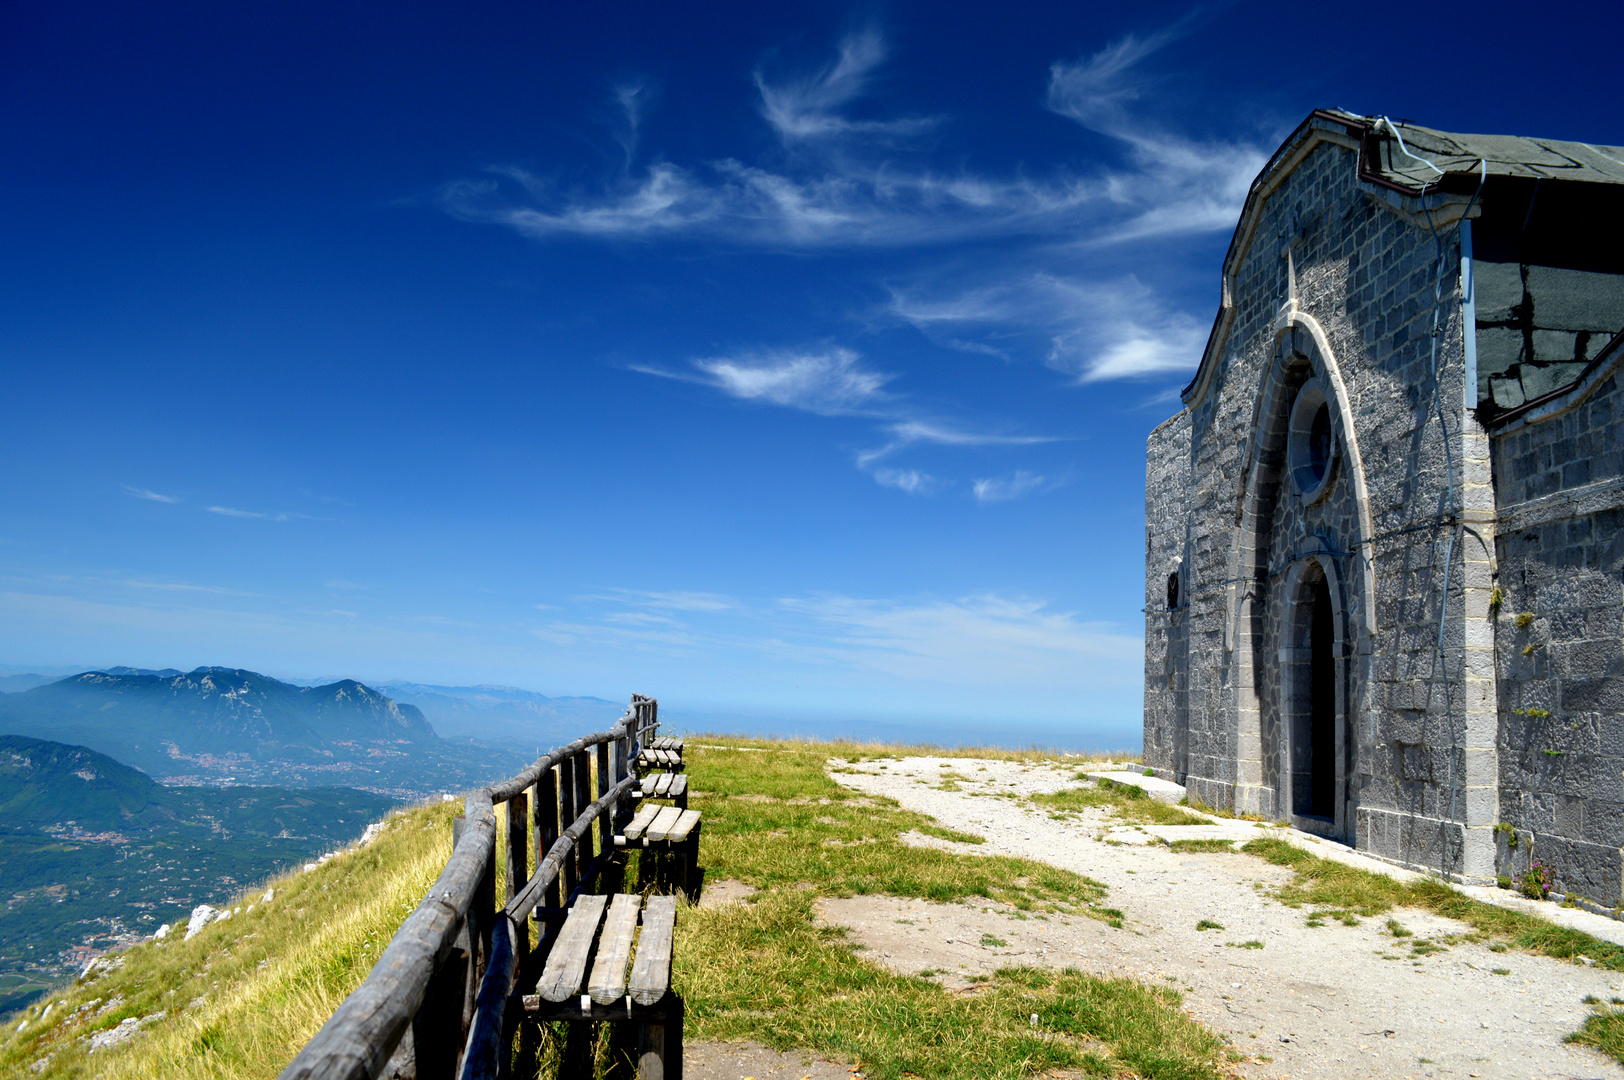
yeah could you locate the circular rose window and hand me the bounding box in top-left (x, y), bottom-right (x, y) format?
top-left (1288, 378), bottom-right (1337, 503)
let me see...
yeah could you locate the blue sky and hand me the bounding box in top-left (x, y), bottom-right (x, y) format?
top-left (2, 1), bottom-right (1618, 747)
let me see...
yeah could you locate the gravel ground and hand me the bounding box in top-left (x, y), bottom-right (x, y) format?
top-left (820, 755), bottom-right (1624, 1080)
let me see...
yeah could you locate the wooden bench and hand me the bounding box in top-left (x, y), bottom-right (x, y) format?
top-left (617, 803), bottom-right (702, 899)
top-left (523, 893), bottom-right (682, 1078)
top-left (637, 770), bottom-right (689, 807)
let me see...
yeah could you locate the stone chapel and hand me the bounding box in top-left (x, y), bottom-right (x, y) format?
top-left (1143, 109), bottom-right (1624, 907)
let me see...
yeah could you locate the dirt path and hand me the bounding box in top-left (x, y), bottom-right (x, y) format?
top-left (822, 755), bottom-right (1624, 1080)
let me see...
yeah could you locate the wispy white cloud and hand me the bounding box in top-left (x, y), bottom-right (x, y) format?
top-left (538, 585), bottom-right (1139, 696)
top-left (689, 347), bottom-right (891, 415)
top-left (890, 272), bottom-right (1206, 383)
top-left (580, 589), bottom-right (737, 613)
top-left (437, 25), bottom-right (1260, 253)
top-left (755, 29), bottom-right (936, 143)
top-left (207, 506), bottom-right (319, 522)
top-left (855, 418), bottom-right (1056, 468)
top-left (972, 471), bottom-right (1046, 503)
top-left (1045, 30), bottom-right (1265, 243)
top-left (119, 578), bottom-right (247, 596)
top-left (773, 592), bottom-right (1140, 688)
top-left (637, 345), bottom-right (1052, 490)
top-left (871, 468), bottom-right (938, 495)
top-left (123, 485), bottom-right (180, 504)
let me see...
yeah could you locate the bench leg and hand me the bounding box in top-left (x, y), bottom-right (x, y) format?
top-left (637, 996), bottom-right (682, 1080)
top-left (684, 823), bottom-right (702, 904)
top-left (561, 1018), bottom-right (595, 1078)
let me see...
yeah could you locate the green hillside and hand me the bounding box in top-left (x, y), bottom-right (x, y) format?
top-left (0, 735), bottom-right (397, 1014)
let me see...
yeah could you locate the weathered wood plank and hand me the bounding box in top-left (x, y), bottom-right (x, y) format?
top-left (455, 915), bottom-right (517, 1080)
top-left (573, 750), bottom-right (594, 882)
top-left (666, 809), bottom-right (702, 844)
top-left (645, 806), bottom-right (684, 842)
top-left (669, 775), bottom-right (688, 799)
top-left (652, 773), bottom-right (673, 797)
top-left (488, 726), bottom-right (626, 804)
top-left (597, 742), bottom-right (613, 856)
top-left (536, 771), bottom-right (560, 911)
top-left (504, 794), bottom-right (530, 959)
top-left (623, 804), bottom-right (661, 840)
top-left (537, 894), bottom-right (608, 1002)
top-left (506, 772), bottom-right (638, 923)
top-left (277, 792), bottom-right (497, 1080)
top-left (587, 894), bottom-right (642, 1005)
top-left (559, 756), bottom-right (578, 898)
top-left (628, 896), bottom-right (676, 1006)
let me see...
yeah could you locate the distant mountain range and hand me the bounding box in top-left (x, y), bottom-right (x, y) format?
top-left (0, 667), bottom-right (531, 797)
top-left (0, 734), bottom-right (398, 1013)
top-left (375, 681), bottom-right (627, 748)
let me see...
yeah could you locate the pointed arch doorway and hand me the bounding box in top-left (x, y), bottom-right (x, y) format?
top-left (1282, 554), bottom-right (1348, 838)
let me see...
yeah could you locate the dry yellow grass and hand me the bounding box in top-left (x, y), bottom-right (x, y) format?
top-left (1, 799), bottom-right (469, 1079)
top-left (687, 731), bottom-right (1138, 764)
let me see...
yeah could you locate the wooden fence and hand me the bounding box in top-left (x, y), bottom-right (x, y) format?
top-left (277, 695), bottom-right (661, 1080)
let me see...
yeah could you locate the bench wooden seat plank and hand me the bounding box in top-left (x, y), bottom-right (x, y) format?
top-left (623, 803), bottom-right (662, 840)
top-left (670, 775), bottom-right (688, 799)
top-left (666, 809), bottom-right (701, 843)
top-left (587, 894), bottom-right (643, 1005)
top-left (537, 894), bottom-right (608, 1002)
top-left (653, 772), bottom-right (674, 796)
top-left (628, 895), bottom-right (677, 1006)
top-left (645, 805), bottom-right (684, 842)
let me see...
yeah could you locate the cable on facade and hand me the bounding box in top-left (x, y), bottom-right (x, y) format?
top-left (1378, 116), bottom-right (1487, 879)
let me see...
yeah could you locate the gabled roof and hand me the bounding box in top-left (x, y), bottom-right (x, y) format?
top-left (1336, 108), bottom-right (1624, 191)
top-left (1179, 110), bottom-right (1624, 408)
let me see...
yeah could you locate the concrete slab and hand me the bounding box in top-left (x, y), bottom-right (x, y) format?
top-left (1083, 770), bottom-right (1188, 804)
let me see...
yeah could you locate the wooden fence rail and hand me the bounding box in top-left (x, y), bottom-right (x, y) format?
top-left (277, 694), bottom-right (661, 1080)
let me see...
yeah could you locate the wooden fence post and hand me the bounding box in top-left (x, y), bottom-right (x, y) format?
top-left (597, 742), bottom-right (612, 856)
top-left (535, 772), bottom-right (560, 911)
top-left (504, 793), bottom-right (530, 959)
top-left (558, 757), bottom-right (578, 898)
top-left (573, 749), bottom-right (594, 882)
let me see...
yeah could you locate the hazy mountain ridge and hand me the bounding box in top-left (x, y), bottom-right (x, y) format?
top-left (376, 680), bottom-right (627, 747)
top-left (0, 667), bottom-right (530, 797)
top-left (0, 735), bottom-right (398, 1014)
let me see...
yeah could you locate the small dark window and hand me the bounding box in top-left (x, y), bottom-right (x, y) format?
top-left (1167, 572), bottom-right (1180, 609)
top-left (1307, 401), bottom-right (1332, 486)
top-left (1287, 379), bottom-right (1337, 502)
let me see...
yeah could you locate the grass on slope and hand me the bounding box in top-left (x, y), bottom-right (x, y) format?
top-left (1241, 836), bottom-right (1624, 970)
top-left (0, 798), bottom-right (464, 1080)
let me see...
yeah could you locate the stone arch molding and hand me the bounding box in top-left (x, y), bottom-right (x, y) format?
top-left (1226, 304), bottom-right (1378, 653)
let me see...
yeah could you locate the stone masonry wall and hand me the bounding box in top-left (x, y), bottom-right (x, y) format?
top-left (1147, 131), bottom-right (1494, 878)
top-left (1491, 365), bottom-right (1624, 904)
top-left (1144, 408), bottom-right (1192, 780)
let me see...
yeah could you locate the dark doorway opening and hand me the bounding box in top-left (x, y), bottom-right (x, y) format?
top-left (1308, 576), bottom-right (1336, 818)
